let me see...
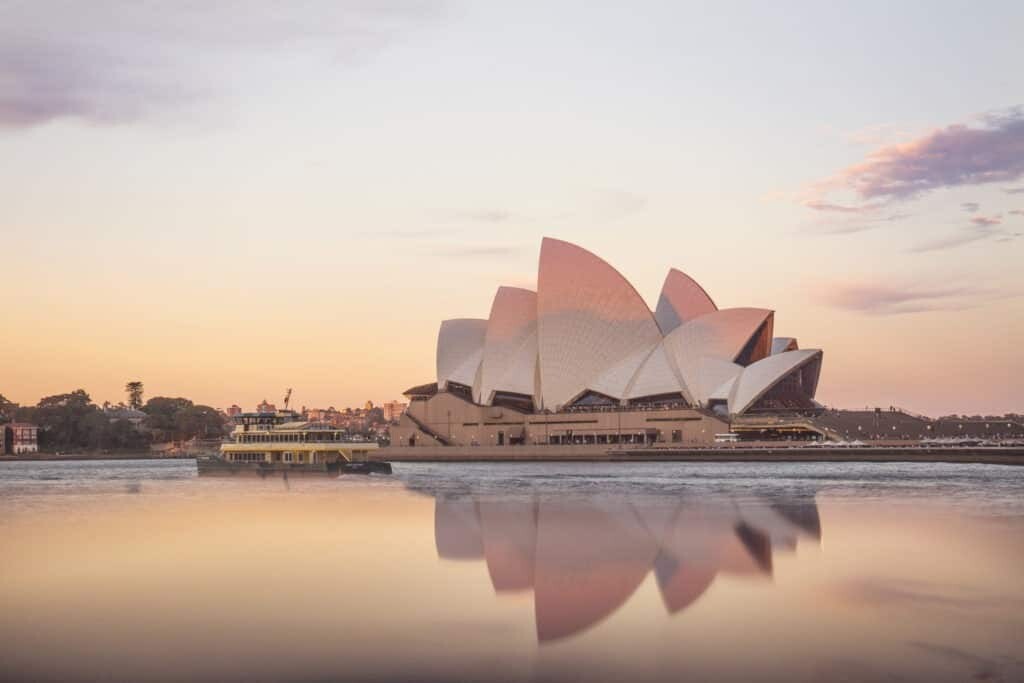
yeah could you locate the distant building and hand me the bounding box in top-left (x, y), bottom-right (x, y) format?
top-left (226, 404), bottom-right (242, 418)
top-left (3, 423), bottom-right (39, 454)
top-left (306, 407), bottom-right (330, 421)
top-left (307, 407), bottom-right (345, 427)
top-left (382, 400), bottom-right (408, 423)
top-left (256, 400), bottom-right (276, 414)
top-left (364, 400), bottom-right (374, 411)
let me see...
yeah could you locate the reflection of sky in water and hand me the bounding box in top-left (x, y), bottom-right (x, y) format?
top-left (1, 461), bottom-right (1023, 682)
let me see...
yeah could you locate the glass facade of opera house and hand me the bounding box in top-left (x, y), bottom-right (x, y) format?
top-left (390, 238), bottom-right (824, 448)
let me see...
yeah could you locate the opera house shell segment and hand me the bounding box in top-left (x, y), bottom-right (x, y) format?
top-left (537, 238), bottom-right (665, 410)
top-left (428, 237), bottom-right (823, 419)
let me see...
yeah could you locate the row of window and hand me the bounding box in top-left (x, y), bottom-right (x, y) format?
top-left (547, 433), bottom-right (653, 445)
top-left (231, 453), bottom-right (266, 462)
top-left (455, 429), bottom-right (695, 446)
top-left (237, 433), bottom-right (344, 444)
top-left (229, 452), bottom-right (314, 462)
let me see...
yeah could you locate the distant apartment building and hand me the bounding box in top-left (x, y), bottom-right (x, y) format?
top-left (226, 405), bottom-right (242, 418)
top-left (306, 407), bottom-right (332, 422)
top-left (3, 423), bottom-right (39, 454)
top-left (364, 400), bottom-right (374, 411)
top-left (382, 400), bottom-right (408, 423)
top-left (307, 407), bottom-right (345, 427)
top-left (256, 400), bottom-right (277, 414)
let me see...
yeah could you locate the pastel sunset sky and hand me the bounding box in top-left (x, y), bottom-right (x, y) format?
top-left (2, 1), bottom-right (1022, 416)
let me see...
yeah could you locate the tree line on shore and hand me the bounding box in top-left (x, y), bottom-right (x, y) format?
top-left (0, 382), bottom-right (226, 452)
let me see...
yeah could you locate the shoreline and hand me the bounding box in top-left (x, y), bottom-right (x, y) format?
top-left (373, 445), bottom-right (1024, 466)
top-left (0, 453), bottom-right (200, 462)
top-left (2, 446), bottom-right (1022, 466)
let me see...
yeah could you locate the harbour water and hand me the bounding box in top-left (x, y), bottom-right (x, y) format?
top-left (1, 460), bottom-right (1023, 682)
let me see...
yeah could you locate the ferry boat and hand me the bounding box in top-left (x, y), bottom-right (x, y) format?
top-left (198, 410), bottom-right (391, 477)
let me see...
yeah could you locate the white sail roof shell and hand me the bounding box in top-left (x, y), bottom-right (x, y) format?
top-left (624, 343), bottom-right (688, 401)
top-left (436, 318), bottom-right (487, 390)
top-left (654, 268), bottom-right (718, 334)
top-left (476, 287), bottom-right (538, 404)
top-left (771, 337), bottom-right (799, 355)
top-left (708, 373), bottom-right (739, 402)
top-left (585, 342), bottom-right (659, 400)
top-left (688, 357), bottom-right (743, 405)
top-left (660, 308), bottom-right (773, 405)
top-left (728, 349), bottom-right (823, 416)
top-left (536, 238), bottom-right (663, 410)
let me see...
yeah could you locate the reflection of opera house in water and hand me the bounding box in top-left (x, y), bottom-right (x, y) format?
top-left (391, 237), bottom-right (826, 449)
top-left (421, 487), bottom-right (821, 642)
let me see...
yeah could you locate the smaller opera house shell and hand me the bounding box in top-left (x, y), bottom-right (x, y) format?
top-left (396, 238), bottom-right (822, 447)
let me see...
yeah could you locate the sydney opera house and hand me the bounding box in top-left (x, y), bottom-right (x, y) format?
top-left (391, 238), bottom-right (824, 448)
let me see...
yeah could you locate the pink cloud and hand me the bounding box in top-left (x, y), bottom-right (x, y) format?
top-left (819, 282), bottom-right (996, 315)
top-left (807, 109), bottom-right (1024, 206)
top-left (803, 200), bottom-right (878, 213)
top-left (969, 215), bottom-right (1002, 227)
top-left (0, 2), bottom-right (444, 128)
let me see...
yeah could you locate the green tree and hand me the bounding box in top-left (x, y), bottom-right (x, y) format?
top-left (142, 397), bottom-right (194, 441)
top-left (34, 390), bottom-right (97, 450)
top-left (0, 394), bottom-right (17, 422)
top-left (125, 381), bottom-right (144, 411)
top-left (81, 411), bottom-right (112, 450)
top-left (175, 405), bottom-right (227, 440)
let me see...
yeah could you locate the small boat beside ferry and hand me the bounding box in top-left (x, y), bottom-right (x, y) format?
top-left (198, 409), bottom-right (391, 477)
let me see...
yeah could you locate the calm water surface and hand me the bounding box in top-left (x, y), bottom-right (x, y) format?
top-left (1, 460), bottom-right (1022, 682)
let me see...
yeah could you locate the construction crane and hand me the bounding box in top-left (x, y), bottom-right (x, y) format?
top-left (283, 388), bottom-right (293, 411)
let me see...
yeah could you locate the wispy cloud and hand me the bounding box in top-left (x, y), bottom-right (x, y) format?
top-left (838, 109), bottom-right (1024, 202)
top-left (440, 209), bottom-right (524, 224)
top-left (803, 109), bottom-right (1024, 246)
top-left (804, 108), bottom-right (1024, 212)
top-left (435, 244), bottom-right (526, 258)
top-left (833, 578), bottom-right (1018, 610)
top-left (819, 280), bottom-right (1014, 315)
top-left (803, 211), bottom-right (911, 235)
top-left (571, 188), bottom-right (648, 222)
top-left (907, 641), bottom-right (1023, 680)
top-left (908, 214), bottom-right (1021, 253)
top-left (1010, 209), bottom-right (1024, 217)
top-left (803, 200), bottom-right (879, 214)
top-left (909, 231), bottom-right (998, 253)
top-left (0, 1), bottom-right (444, 128)
top-left (970, 215), bottom-right (1001, 227)
top-left (441, 188), bottom-right (647, 229)
top-left (360, 227), bottom-right (463, 240)
top-left (843, 123), bottom-right (920, 147)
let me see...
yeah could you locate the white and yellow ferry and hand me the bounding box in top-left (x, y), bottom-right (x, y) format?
top-left (199, 410), bottom-right (390, 476)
